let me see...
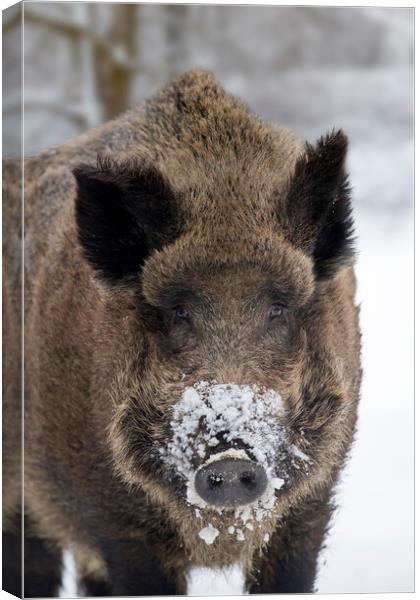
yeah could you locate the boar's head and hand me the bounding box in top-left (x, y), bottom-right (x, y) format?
top-left (72, 71), bottom-right (359, 573)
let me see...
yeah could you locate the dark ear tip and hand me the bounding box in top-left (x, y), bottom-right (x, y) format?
top-left (72, 165), bottom-right (84, 181)
top-left (73, 155), bottom-right (116, 179)
top-left (319, 128), bottom-right (348, 152)
top-left (308, 128), bottom-right (349, 170)
top-left (72, 164), bottom-right (97, 186)
top-left (73, 161), bottom-right (119, 191)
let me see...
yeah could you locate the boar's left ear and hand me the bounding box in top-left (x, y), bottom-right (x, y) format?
top-left (73, 158), bottom-right (180, 285)
top-left (279, 130), bottom-right (355, 279)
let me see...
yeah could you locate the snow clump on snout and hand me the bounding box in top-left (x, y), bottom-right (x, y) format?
top-left (162, 381), bottom-right (296, 518)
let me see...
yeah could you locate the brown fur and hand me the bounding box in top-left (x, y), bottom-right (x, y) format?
top-left (3, 69), bottom-right (361, 596)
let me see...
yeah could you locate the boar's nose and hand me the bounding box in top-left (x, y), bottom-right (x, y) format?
top-left (194, 459), bottom-right (268, 507)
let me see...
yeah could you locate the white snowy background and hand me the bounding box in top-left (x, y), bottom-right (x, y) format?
top-left (3, 3), bottom-right (413, 595)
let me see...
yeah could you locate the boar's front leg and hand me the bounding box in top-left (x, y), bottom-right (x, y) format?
top-left (21, 513), bottom-right (63, 598)
top-left (251, 489), bottom-right (332, 593)
top-left (98, 537), bottom-right (176, 596)
top-left (77, 572), bottom-right (112, 597)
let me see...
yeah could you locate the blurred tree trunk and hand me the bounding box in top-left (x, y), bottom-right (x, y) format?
top-left (73, 3), bottom-right (102, 127)
top-left (92, 4), bottom-right (139, 120)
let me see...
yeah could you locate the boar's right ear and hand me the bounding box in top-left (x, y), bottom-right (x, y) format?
top-left (280, 130), bottom-right (355, 279)
top-left (73, 158), bottom-right (179, 285)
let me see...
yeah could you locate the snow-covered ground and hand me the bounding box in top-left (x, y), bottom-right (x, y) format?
top-left (316, 207), bottom-right (414, 593)
top-left (60, 207), bottom-right (414, 596)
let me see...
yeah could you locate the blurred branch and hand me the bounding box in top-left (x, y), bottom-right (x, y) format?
top-left (24, 7), bottom-right (87, 39)
top-left (24, 6), bottom-right (142, 73)
top-left (2, 4), bottom-right (21, 32)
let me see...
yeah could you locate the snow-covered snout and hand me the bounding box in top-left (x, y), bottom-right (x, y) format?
top-left (164, 382), bottom-right (289, 511)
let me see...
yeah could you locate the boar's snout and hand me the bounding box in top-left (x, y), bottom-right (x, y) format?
top-left (194, 458), bottom-right (268, 508)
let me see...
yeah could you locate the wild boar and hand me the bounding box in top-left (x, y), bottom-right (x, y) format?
top-left (3, 69), bottom-right (361, 597)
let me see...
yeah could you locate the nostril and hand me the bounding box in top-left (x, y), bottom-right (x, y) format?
top-left (239, 471), bottom-right (256, 488)
top-left (208, 473), bottom-right (224, 488)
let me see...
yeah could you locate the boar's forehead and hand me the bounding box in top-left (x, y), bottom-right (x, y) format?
top-left (137, 71), bottom-right (316, 305)
top-left (144, 69), bottom-right (303, 194)
top-left (142, 228), bottom-right (314, 309)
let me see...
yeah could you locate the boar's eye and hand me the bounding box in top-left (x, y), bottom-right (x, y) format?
top-left (174, 306), bottom-right (191, 322)
top-left (267, 303), bottom-right (284, 322)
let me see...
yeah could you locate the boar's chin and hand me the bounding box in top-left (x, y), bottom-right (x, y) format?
top-left (174, 505), bottom-right (280, 574)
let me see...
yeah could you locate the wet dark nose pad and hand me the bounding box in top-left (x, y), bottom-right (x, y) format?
top-left (194, 458), bottom-right (268, 507)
